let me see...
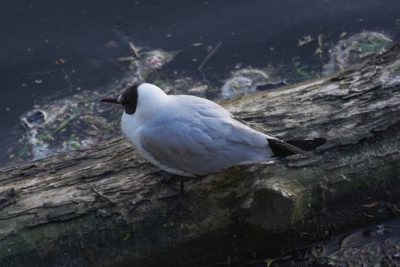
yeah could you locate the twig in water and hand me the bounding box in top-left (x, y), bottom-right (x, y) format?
top-left (129, 42), bottom-right (140, 59)
top-left (197, 41), bottom-right (222, 87)
top-left (198, 70), bottom-right (212, 89)
top-left (91, 184), bottom-right (116, 205)
top-left (197, 41), bottom-right (222, 71)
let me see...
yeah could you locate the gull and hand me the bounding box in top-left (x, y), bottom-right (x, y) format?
top-left (101, 83), bottom-right (325, 194)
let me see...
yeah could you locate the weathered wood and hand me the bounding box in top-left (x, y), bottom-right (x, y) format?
top-left (1, 44), bottom-right (400, 266)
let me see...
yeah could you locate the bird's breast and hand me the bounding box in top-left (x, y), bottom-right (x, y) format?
top-left (121, 113), bottom-right (142, 147)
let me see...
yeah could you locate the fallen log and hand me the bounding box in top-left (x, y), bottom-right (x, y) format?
top-left (1, 44), bottom-right (400, 266)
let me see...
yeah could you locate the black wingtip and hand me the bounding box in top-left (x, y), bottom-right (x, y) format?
top-left (267, 138), bottom-right (307, 158)
top-left (285, 138), bottom-right (327, 152)
top-left (268, 138), bottom-right (326, 158)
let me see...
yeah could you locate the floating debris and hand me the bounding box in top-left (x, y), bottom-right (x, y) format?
top-left (20, 109), bottom-right (47, 129)
top-left (160, 77), bottom-right (210, 97)
top-left (298, 35), bottom-right (314, 46)
top-left (293, 57), bottom-right (315, 80)
top-left (125, 48), bottom-right (178, 82)
top-left (323, 31), bottom-right (393, 74)
top-left (188, 84), bottom-right (208, 96)
top-left (104, 40), bottom-right (119, 48)
top-left (117, 56), bottom-right (136, 62)
top-left (220, 68), bottom-right (270, 99)
top-left (145, 54), bottom-right (163, 68)
top-left (314, 34), bottom-right (324, 58)
top-left (54, 58), bottom-right (66, 65)
top-left (129, 42), bottom-right (141, 59)
top-left (142, 49), bottom-right (177, 70)
top-left (13, 88), bottom-right (125, 162)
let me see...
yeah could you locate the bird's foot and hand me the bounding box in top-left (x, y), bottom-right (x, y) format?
top-left (153, 170), bottom-right (185, 197)
top-left (152, 170), bottom-right (175, 183)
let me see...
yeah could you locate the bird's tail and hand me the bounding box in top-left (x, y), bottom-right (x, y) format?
top-left (267, 138), bottom-right (326, 158)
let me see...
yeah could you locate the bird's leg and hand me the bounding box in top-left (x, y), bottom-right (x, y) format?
top-left (180, 176), bottom-right (185, 197)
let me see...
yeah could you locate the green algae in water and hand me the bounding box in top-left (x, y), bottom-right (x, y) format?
top-left (353, 36), bottom-right (393, 53)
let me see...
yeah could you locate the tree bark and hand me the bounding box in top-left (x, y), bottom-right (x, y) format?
top-left (1, 44), bottom-right (400, 266)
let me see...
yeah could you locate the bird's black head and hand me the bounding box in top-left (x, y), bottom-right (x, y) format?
top-left (101, 84), bottom-right (139, 114)
top-left (119, 84), bottom-right (139, 114)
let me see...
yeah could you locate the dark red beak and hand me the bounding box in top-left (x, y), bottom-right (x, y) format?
top-left (100, 97), bottom-right (120, 104)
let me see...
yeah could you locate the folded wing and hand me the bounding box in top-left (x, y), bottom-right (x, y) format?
top-left (138, 96), bottom-right (272, 176)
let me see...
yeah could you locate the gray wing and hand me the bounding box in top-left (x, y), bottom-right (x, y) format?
top-left (138, 95), bottom-right (272, 176)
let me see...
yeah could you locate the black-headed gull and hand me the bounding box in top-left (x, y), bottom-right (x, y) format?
top-left (101, 83), bottom-right (325, 194)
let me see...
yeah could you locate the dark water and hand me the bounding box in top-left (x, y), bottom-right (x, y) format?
top-left (0, 0), bottom-right (399, 165)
